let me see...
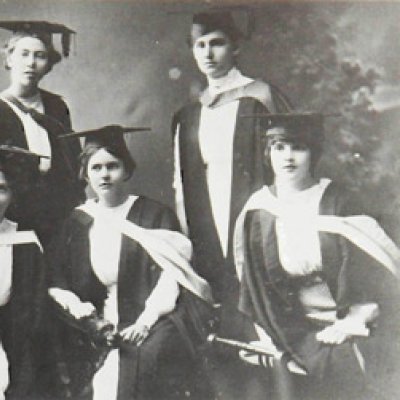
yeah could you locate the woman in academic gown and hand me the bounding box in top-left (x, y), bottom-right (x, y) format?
top-left (47, 126), bottom-right (213, 400)
top-left (0, 146), bottom-right (47, 400)
top-left (234, 113), bottom-right (400, 400)
top-left (0, 21), bottom-right (83, 245)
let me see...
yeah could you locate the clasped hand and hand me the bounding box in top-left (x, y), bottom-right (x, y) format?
top-left (119, 323), bottom-right (150, 346)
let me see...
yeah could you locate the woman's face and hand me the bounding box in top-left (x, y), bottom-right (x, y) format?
top-left (269, 140), bottom-right (312, 185)
top-left (7, 36), bottom-right (50, 88)
top-left (0, 171), bottom-right (12, 219)
top-left (87, 148), bottom-right (128, 202)
top-left (192, 30), bottom-right (237, 79)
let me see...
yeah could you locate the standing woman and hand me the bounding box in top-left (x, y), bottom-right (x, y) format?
top-left (234, 113), bottom-right (400, 400)
top-left (0, 146), bottom-right (46, 400)
top-left (0, 21), bottom-right (83, 245)
top-left (48, 126), bottom-right (212, 400)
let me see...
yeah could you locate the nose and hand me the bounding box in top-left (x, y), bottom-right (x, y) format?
top-left (204, 44), bottom-right (213, 59)
top-left (26, 53), bottom-right (36, 67)
top-left (99, 166), bottom-right (110, 179)
top-left (283, 146), bottom-right (294, 160)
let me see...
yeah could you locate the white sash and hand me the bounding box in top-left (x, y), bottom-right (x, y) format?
top-left (0, 230), bottom-right (42, 251)
top-left (78, 204), bottom-right (214, 305)
top-left (234, 185), bottom-right (400, 281)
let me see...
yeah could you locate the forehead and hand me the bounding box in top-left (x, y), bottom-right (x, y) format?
top-left (11, 36), bottom-right (47, 51)
top-left (192, 30), bottom-right (232, 45)
top-left (88, 147), bottom-right (121, 164)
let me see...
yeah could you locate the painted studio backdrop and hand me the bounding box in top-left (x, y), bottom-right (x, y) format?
top-left (1, 0), bottom-right (400, 239)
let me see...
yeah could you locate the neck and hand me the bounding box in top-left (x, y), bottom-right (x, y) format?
top-left (207, 66), bottom-right (236, 86)
top-left (97, 192), bottom-right (128, 208)
top-left (7, 82), bottom-right (39, 98)
top-left (275, 176), bottom-right (316, 197)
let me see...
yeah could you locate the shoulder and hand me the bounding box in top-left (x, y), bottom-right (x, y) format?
top-left (320, 180), bottom-right (360, 216)
top-left (40, 89), bottom-right (70, 116)
top-left (173, 101), bottom-right (201, 121)
top-left (242, 80), bottom-right (292, 112)
top-left (129, 196), bottom-right (180, 231)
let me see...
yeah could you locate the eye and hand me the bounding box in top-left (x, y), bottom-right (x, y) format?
top-left (107, 162), bottom-right (121, 170)
top-left (35, 51), bottom-right (48, 60)
top-left (210, 38), bottom-right (227, 47)
top-left (292, 143), bottom-right (308, 151)
top-left (90, 163), bottom-right (101, 171)
top-left (194, 41), bottom-right (206, 49)
top-left (272, 142), bottom-right (286, 151)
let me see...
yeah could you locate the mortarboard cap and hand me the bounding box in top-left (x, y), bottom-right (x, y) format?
top-left (0, 20), bottom-right (76, 63)
top-left (60, 125), bottom-right (150, 147)
top-left (60, 125), bottom-right (150, 181)
top-left (170, 6), bottom-right (254, 44)
top-left (242, 112), bottom-right (325, 145)
top-left (0, 144), bottom-right (43, 188)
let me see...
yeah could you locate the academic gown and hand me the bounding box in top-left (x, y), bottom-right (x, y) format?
top-left (0, 90), bottom-right (83, 245)
top-left (172, 78), bottom-right (292, 400)
top-left (0, 233), bottom-right (46, 400)
top-left (48, 197), bottom-right (197, 400)
top-left (237, 182), bottom-right (400, 400)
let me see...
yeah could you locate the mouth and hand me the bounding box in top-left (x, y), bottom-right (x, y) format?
top-left (99, 182), bottom-right (112, 189)
top-left (24, 71), bottom-right (37, 78)
top-left (283, 165), bottom-right (297, 172)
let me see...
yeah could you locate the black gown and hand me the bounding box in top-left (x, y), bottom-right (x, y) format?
top-left (48, 197), bottom-right (199, 400)
top-left (0, 89), bottom-right (83, 246)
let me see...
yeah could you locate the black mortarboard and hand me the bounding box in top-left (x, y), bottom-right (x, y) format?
top-left (191, 11), bottom-right (242, 42)
top-left (60, 125), bottom-right (150, 146)
top-left (60, 125), bottom-right (150, 181)
top-left (242, 112), bottom-right (325, 145)
top-left (170, 6), bottom-right (254, 44)
top-left (0, 20), bottom-right (75, 59)
top-left (0, 144), bottom-right (43, 188)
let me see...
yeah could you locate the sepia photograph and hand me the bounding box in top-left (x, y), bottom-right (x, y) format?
top-left (0, 0), bottom-right (399, 399)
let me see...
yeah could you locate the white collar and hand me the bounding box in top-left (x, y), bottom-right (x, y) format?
top-left (0, 218), bottom-right (17, 235)
top-left (207, 67), bottom-right (253, 96)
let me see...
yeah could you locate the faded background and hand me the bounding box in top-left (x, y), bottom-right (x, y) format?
top-left (0, 0), bottom-right (400, 239)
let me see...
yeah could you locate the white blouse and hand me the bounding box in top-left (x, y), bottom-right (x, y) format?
top-left (1, 94), bottom-right (51, 173)
top-left (0, 218), bottom-right (17, 307)
top-left (273, 179), bottom-right (337, 314)
top-left (87, 196), bottom-right (179, 327)
top-left (174, 67), bottom-right (253, 256)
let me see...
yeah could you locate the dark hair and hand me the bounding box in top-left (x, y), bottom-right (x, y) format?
top-left (0, 160), bottom-right (14, 191)
top-left (187, 12), bottom-right (241, 48)
top-left (4, 32), bottom-right (61, 73)
top-left (263, 131), bottom-right (323, 178)
top-left (79, 143), bottom-right (136, 183)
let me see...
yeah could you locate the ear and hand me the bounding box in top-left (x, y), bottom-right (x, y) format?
top-left (123, 172), bottom-right (131, 182)
top-left (5, 53), bottom-right (13, 70)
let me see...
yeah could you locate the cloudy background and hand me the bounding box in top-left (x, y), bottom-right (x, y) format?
top-left (0, 0), bottom-right (399, 237)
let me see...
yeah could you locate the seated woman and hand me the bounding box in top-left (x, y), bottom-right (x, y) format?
top-left (47, 125), bottom-right (213, 400)
top-left (233, 113), bottom-right (400, 400)
top-left (0, 146), bottom-right (46, 400)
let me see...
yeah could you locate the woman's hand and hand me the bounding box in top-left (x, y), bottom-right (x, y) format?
top-left (67, 301), bottom-right (96, 320)
top-left (316, 316), bottom-right (369, 345)
top-left (119, 323), bottom-right (150, 346)
top-left (48, 288), bottom-right (95, 319)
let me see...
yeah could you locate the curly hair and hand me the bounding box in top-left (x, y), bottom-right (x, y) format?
top-left (3, 32), bottom-right (61, 72)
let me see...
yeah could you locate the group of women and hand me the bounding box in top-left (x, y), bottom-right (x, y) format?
top-left (0, 16), bottom-right (398, 400)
